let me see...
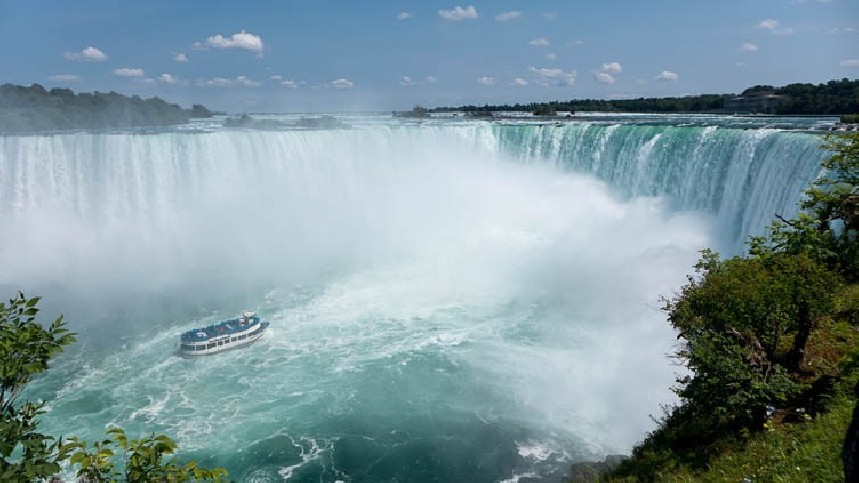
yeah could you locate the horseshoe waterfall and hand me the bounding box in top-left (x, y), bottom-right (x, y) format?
top-left (0, 117), bottom-right (829, 481)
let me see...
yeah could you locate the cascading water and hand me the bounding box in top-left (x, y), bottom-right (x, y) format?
top-left (0, 117), bottom-right (828, 481)
top-left (494, 122), bottom-right (826, 251)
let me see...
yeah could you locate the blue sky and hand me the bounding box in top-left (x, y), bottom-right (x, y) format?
top-left (0, 0), bottom-right (856, 112)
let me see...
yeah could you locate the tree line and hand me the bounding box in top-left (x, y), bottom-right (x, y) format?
top-left (0, 83), bottom-right (214, 133)
top-left (431, 78), bottom-right (859, 116)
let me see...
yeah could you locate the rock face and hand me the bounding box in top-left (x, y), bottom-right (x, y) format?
top-left (844, 382), bottom-right (859, 482)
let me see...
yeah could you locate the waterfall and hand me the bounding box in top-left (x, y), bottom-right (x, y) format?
top-left (0, 122), bottom-right (825, 292)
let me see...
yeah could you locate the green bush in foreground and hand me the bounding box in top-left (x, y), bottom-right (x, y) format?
top-left (0, 294), bottom-right (74, 480)
top-left (0, 292), bottom-right (227, 481)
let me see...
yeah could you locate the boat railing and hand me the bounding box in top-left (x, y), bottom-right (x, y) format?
top-left (180, 316), bottom-right (261, 342)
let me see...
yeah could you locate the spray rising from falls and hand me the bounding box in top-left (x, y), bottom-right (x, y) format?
top-left (0, 120), bottom-right (825, 480)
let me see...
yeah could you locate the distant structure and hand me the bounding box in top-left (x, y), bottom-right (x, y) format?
top-left (392, 105), bottom-right (430, 118)
top-left (725, 91), bottom-right (787, 114)
top-left (465, 108), bottom-right (493, 118)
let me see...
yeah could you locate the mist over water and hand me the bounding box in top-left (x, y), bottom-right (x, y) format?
top-left (0, 119), bottom-right (824, 480)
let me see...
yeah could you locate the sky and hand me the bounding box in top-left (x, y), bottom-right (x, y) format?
top-left (0, 0), bottom-right (856, 112)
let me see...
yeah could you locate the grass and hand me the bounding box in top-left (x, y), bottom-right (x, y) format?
top-left (666, 385), bottom-right (853, 482)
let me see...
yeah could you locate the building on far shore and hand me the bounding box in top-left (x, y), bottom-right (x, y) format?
top-left (725, 92), bottom-right (787, 114)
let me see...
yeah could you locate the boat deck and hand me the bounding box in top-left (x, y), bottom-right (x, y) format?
top-left (180, 315), bottom-right (262, 343)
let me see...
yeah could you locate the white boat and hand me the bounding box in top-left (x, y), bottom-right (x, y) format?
top-left (178, 311), bottom-right (269, 357)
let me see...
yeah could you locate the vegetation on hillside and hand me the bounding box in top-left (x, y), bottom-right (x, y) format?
top-left (0, 293), bottom-right (227, 481)
top-left (432, 78), bottom-right (859, 115)
top-left (745, 79), bottom-right (859, 115)
top-left (532, 104), bottom-right (558, 116)
top-left (602, 132), bottom-right (859, 481)
top-left (392, 105), bottom-right (430, 118)
top-left (0, 83), bottom-right (214, 133)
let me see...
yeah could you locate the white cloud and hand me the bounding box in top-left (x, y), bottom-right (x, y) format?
top-left (400, 76), bottom-right (418, 86)
top-left (495, 11), bottom-right (521, 22)
top-left (543, 12), bottom-right (558, 21)
top-left (235, 76), bottom-right (261, 87)
top-left (529, 38), bottom-right (551, 47)
top-left (194, 30), bottom-right (264, 52)
top-left (655, 70), bottom-right (680, 81)
top-left (198, 77), bottom-right (231, 87)
top-left (282, 80), bottom-right (299, 89)
top-left (397, 12), bottom-right (413, 20)
top-left (841, 59), bottom-right (859, 67)
top-left (828, 27), bottom-right (857, 34)
top-left (158, 74), bottom-right (184, 84)
top-left (64, 46), bottom-right (107, 62)
top-left (594, 72), bottom-right (615, 84)
top-left (133, 78), bottom-right (156, 85)
top-left (113, 68), bottom-right (145, 78)
top-left (594, 62), bottom-right (621, 84)
top-left (735, 62), bottom-right (747, 68)
top-left (530, 67), bottom-right (562, 78)
top-left (477, 76), bottom-right (495, 86)
top-left (511, 78), bottom-right (528, 86)
top-left (529, 66), bottom-right (576, 86)
top-left (438, 6), bottom-right (478, 21)
top-left (738, 42), bottom-right (759, 52)
top-left (269, 75), bottom-right (283, 80)
top-left (330, 78), bottom-right (354, 89)
top-left (48, 74), bottom-right (81, 82)
top-left (545, 53), bottom-right (557, 61)
top-left (173, 53), bottom-right (188, 62)
top-left (635, 79), bottom-right (648, 85)
top-left (601, 62), bottom-right (623, 74)
top-left (567, 39), bottom-right (585, 46)
top-left (425, 76), bottom-right (439, 84)
top-left (197, 76), bottom-right (261, 87)
top-left (758, 20), bottom-right (794, 35)
top-left (559, 73), bottom-right (576, 86)
top-left (757, 19), bottom-right (780, 30)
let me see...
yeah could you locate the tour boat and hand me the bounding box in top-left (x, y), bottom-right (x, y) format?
top-left (178, 311), bottom-right (269, 357)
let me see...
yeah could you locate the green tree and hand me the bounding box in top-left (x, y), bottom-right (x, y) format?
top-left (532, 104), bottom-right (557, 116)
top-left (60, 428), bottom-right (227, 482)
top-left (804, 133), bottom-right (859, 233)
top-left (802, 132), bottom-right (859, 279)
top-left (0, 293), bottom-right (227, 481)
top-left (665, 250), bottom-right (839, 429)
top-left (0, 293), bottom-right (74, 480)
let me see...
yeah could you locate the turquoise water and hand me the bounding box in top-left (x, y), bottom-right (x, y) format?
top-left (1, 116), bottom-right (829, 481)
